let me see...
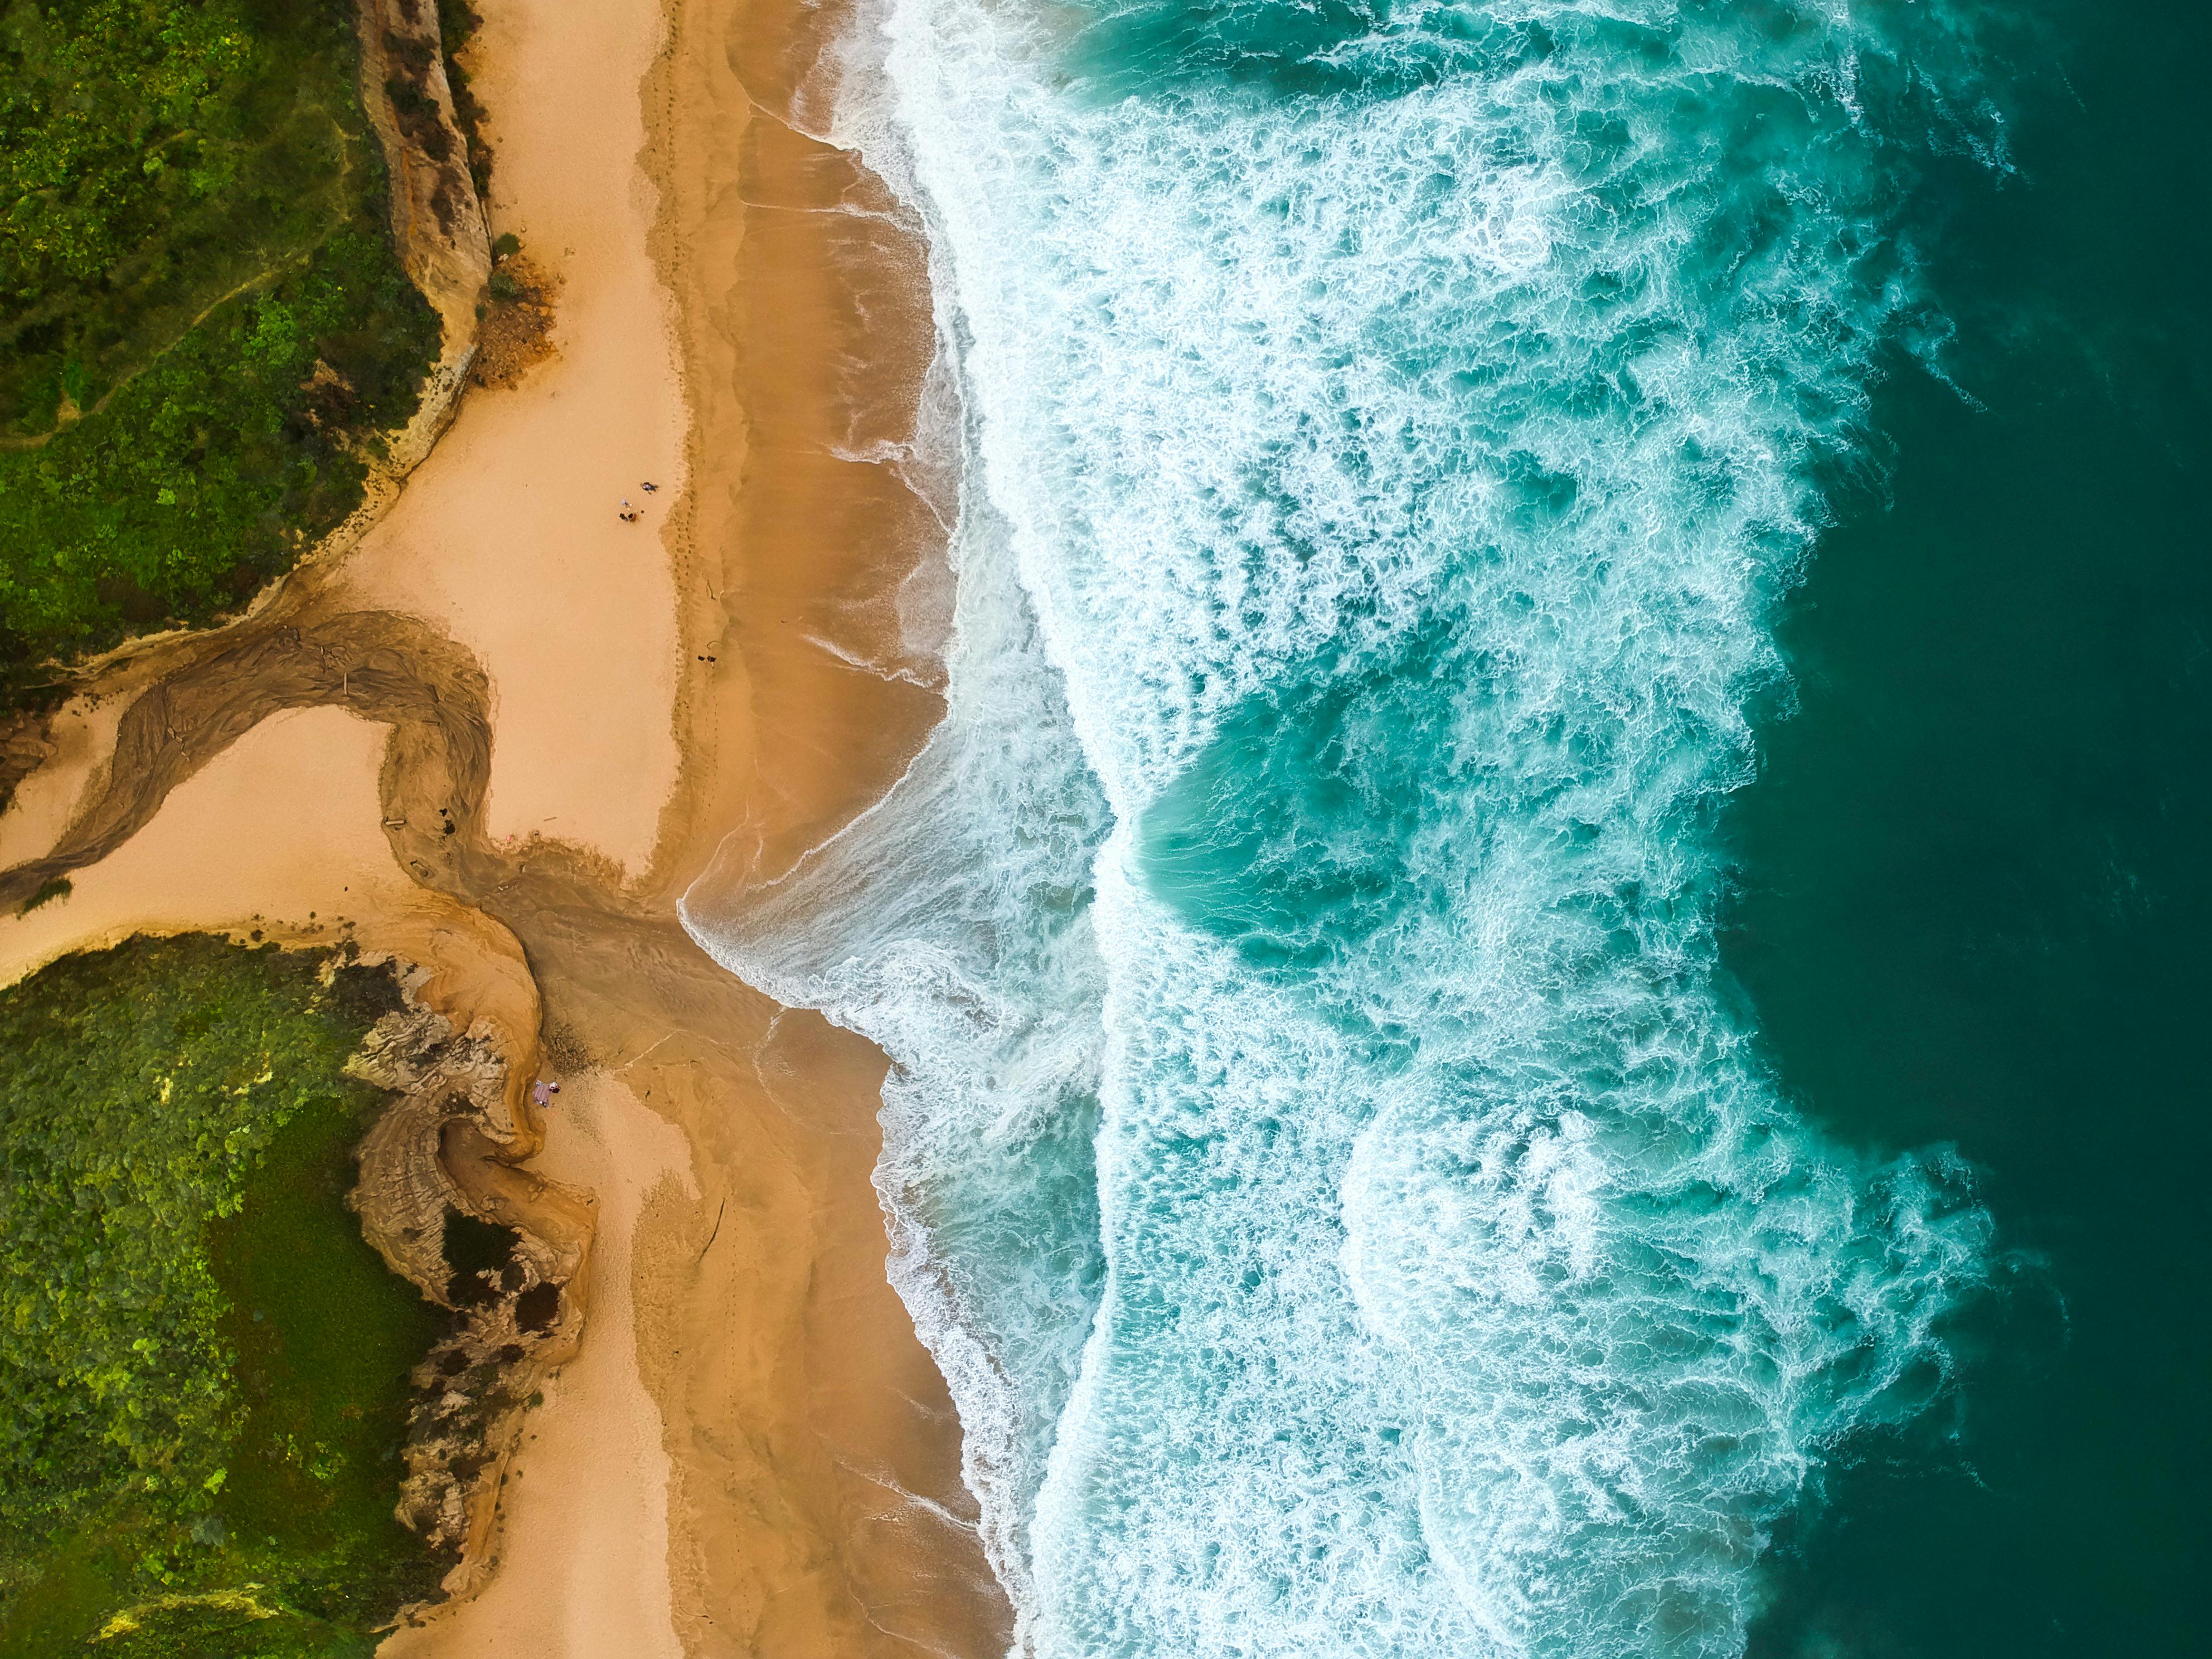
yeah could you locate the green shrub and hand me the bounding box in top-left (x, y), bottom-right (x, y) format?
top-left (0, 232), bottom-right (438, 704)
top-left (0, 0), bottom-right (442, 711)
top-left (435, 0), bottom-right (492, 196)
top-left (0, 937), bottom-right (446, 1654)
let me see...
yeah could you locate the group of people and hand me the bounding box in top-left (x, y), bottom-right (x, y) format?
top-left (618, 479), bottom-right (659, 523)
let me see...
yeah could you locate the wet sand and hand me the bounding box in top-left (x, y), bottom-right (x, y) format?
top-left (0, 0), bottom-right (1005, 1648)
top-left (648, 0), bottom-right (948, 890)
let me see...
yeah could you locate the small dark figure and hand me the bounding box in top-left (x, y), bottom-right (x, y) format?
top-left (641, 481), bottom-right (659, 493)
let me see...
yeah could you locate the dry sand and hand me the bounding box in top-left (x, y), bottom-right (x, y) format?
top-left (0, 690), bottom-right (127, 873)
top-left (384, 1069), bottom-right (694, 1659)
top-left (0, 0), bottom-right (1006, 1649)
top-left (0, 705), bottom-right (414, 986)
top-left (339, 0), bottom-right (687, 880)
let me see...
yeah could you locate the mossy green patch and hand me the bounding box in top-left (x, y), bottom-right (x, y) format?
top-left (0, 0), bottom-right (443, 709)
top-left (0, 936), bottom-right (448, 1656)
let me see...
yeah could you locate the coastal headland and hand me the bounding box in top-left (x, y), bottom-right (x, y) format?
top-left (0, 0), bottom-right (1002, 1652)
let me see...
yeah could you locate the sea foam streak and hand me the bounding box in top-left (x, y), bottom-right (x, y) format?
top-left (685, 2), bottom-right (2004, 1653)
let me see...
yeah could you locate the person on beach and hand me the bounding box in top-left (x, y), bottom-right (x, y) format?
top-left (532, 1079), bottom-right (560, 1108)
top-left (642, 481), bottom-right (659, 493)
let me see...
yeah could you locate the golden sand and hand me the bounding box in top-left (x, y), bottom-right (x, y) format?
top-left (0, 706), bottom-right (414, 986)
top-left (339, 0), bottom-right (689, 880)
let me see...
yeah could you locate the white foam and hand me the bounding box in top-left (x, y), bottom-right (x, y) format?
top-left (687, 1), bottom-right (2011, 1655)
top-left (683, 491), bottom-right (1115, 1627)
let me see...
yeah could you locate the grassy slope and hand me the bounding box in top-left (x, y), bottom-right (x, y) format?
top-left (0, 0), bottom-right (441, 709)
top-left (0, 937), bottom-right (448, 1657)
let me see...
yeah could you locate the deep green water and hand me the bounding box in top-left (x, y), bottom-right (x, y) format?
top-left (1729, 3), bottom-right (2212, 1653)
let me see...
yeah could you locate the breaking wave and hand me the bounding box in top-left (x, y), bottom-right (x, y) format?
top-left (685, 3), bottom-right (2011, 1653)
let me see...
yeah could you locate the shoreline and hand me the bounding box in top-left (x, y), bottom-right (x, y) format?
top-left (630, 0), bottom-right (1006, 1649)
top-left (647, 0), bottom-right (949, 899)
top-left (0, 0), bottom-right (1005, 1650)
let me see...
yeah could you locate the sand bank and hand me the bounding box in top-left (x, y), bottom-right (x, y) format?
top-left (0, 705), bottom-right (410, 986)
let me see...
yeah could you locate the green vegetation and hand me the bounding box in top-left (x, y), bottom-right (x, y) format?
top-left (0, 0), bottom-right (444, 710)
top-left (0, 936), bottom-right (448, 1656)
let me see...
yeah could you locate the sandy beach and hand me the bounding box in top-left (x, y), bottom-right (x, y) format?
top-left (648, 0), bottom-right (949, 889)
top-left (382, 1068), bottom-right (695, 1659)
top-left (0, 0), bottom-right (1002, 1650)
top-left (0, 705), bottom-right (415, 986)
top-left (340, 0), bottom-right (686, 880)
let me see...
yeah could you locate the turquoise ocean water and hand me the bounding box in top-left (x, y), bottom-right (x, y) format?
top-left (685, 1), bottom-right (2207, 1653)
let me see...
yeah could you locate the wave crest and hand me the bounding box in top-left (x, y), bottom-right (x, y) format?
top-left (688, 1), bottom-right (2010, 1654)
